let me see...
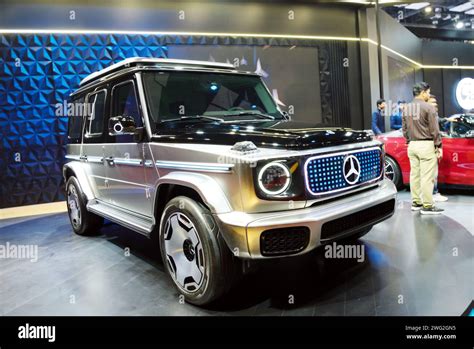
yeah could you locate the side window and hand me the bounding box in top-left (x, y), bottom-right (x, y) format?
top-left (85, 90), bottom-right (106, 137)
top-left (112, 81), bottom-right (142, 127)
top-left (68, 96), bottom-right (84, 143)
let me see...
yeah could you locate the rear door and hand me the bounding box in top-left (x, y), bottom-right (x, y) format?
top-left (81, 88), bottom-right (108, 201)
top-left (439, 135), bottom-right (474, 186)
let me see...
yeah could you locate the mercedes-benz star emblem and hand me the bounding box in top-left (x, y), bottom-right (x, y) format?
top-left (343, 155), bottom-right (361, 185)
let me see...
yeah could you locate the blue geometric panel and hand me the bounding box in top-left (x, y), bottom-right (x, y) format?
top-left (0, 33), bottom-right (344, 208)
top-left (0, 33), bottom-right (167, 208)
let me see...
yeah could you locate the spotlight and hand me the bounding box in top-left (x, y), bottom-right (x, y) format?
top-left (455, 21), bottom-right (464, 29)
top-left (424, 6), bottom-right (432, 14)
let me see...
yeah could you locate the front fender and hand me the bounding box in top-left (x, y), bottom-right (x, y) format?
top-left (156, 171), bottom-right (233, 214)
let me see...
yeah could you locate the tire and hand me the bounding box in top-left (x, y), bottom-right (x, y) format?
top-left (66, 176), bottom-right (103, 236)
top-left (384, 156), bottom-right (403, 190)
top-left (159, 196), bottom-right (238, 306)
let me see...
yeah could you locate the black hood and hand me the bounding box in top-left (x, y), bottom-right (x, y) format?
top-left (151, 119), bottom-right (373, 150)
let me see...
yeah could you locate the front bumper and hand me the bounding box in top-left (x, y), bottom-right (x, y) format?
top-left (215, 179), bottom-right (397, 259)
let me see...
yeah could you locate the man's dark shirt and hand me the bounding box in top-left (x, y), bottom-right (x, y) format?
top-left (402, 98), bottom-right (442, 148)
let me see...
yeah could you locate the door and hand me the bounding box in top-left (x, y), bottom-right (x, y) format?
top-left (81, 89), bottom-right (108, 201)
top-left (103, 78), bottom-right (152, 216)
top-left (438, 135), bottom-right (474, 187)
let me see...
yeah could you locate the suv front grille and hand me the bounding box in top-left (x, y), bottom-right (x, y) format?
top-left (260, 227), bottom-right (310, 257)
top-left (320, 199), bottom-right (395, 241)
top-left (305, 148), bottom-right (383, 196)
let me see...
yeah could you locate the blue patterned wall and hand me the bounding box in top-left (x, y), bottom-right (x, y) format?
top-left (0, 34), bottom-right (168, 208)
top-left (0, 34), bottom-right (348, 208)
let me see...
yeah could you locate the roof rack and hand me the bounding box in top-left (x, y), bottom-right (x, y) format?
top-left (79, 57), bottom-right (236, 86)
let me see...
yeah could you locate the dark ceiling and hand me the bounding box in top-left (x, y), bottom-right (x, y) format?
top-left (1, 0), bottom-right (473, 41)
top-left (383, 1), bottom-right (474, 41)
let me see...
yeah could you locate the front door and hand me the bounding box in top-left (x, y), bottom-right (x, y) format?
top-left (102, 78), bottom-right (152, 217)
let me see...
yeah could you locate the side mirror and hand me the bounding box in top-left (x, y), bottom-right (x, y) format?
top-left (109, 116), bottom-right (136, 136)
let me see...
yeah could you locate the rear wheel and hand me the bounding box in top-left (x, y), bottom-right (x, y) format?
top-left (384, 156), bottom-right (403, 189)
top-left (66, 176), bottom-right (103, 235)
top-left (159, 196), bottom-right (238, 305)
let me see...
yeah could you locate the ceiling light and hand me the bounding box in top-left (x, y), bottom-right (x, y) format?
top-left (455, 21), bottom-right (465, 29)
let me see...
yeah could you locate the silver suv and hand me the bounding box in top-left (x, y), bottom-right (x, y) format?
top-left (64, 57), bottom-right (397, 305)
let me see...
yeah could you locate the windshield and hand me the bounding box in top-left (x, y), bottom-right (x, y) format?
top-left (440, 114), bottom-right (474, 138)
top-left (142, 71), bottom-right (282, 126)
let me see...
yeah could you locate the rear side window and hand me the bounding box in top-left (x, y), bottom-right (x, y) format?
top-left (68, 96), bottom-right (84, 142)
top-left (85, 90), bottom-right (106, 137)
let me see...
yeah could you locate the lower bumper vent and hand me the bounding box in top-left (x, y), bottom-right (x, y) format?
top-left (260, 227), bottom-right (310, 257)
top-left (320, 199), bottom-right (395, 241)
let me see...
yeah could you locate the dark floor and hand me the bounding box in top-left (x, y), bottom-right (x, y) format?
top-left (0, 191), bottom-right (472, 316)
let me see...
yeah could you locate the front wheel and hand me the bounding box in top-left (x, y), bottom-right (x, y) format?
top-left (159, 196), bottom-right (238, 305)
top-left (384, 156), bottom-right (403, 189)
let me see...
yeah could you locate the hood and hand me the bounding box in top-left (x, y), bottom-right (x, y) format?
top-left (151, 119), bottom-right (373, 150)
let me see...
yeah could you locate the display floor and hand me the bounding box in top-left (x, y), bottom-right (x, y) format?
top-left (0, 191), bottom-right (472, 316)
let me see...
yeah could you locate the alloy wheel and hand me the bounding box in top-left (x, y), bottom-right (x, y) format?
top-left (163, 212), bottom-right (205, 293)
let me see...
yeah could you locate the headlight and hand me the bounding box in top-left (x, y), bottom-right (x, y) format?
top-left (257, 162), bottom-right (291, 195)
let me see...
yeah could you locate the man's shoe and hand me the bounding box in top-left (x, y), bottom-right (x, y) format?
top-left (411, 203), bottom-right (423, 211)
top-left (420, 206), bottom-right (444, 215)
top-left (433, 193), bottom-right (448, 202)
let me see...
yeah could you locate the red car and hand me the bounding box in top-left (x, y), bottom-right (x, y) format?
top-left (377, 114), bottom-right (474, 190)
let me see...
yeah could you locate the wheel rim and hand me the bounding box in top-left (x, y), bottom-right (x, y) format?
top-left (164, 212), bottom-right (205, 293)
top-left (384, 159), bottom-right (395, 182)
top-left (67, 184), bottom-right (81, 229)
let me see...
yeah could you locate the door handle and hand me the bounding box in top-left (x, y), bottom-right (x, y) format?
top-left (105, 156), bottom-right (115, 166)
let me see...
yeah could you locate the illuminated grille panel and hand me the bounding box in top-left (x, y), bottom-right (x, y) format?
top-left (305, 148), bottom-right (382, 195)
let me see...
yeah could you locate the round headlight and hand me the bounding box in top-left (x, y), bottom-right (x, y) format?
top-left (258, 162), bottom-right (291, 195)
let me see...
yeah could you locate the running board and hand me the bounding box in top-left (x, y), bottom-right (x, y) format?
top-left (87, 200), bottom-right (154, 236)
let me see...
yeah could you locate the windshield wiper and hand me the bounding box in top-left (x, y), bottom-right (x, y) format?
top-left (159, 115), bottom-right (224, 124)
top-left (228, 111), bottom-right (275, 120)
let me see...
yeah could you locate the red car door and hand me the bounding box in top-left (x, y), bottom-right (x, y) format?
top-left (438, 137), bottom-right (474, 186)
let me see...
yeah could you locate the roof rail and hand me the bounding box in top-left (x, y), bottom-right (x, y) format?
top-left (79, 57), bottom-right (236, 86)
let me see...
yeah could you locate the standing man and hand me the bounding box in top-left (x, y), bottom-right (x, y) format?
top-left (390, 100), bottom-right (405, 130)
top-left (402, 82), bottom-right (444, 214)
top-left (372, 99), bottom-right (386, 135)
